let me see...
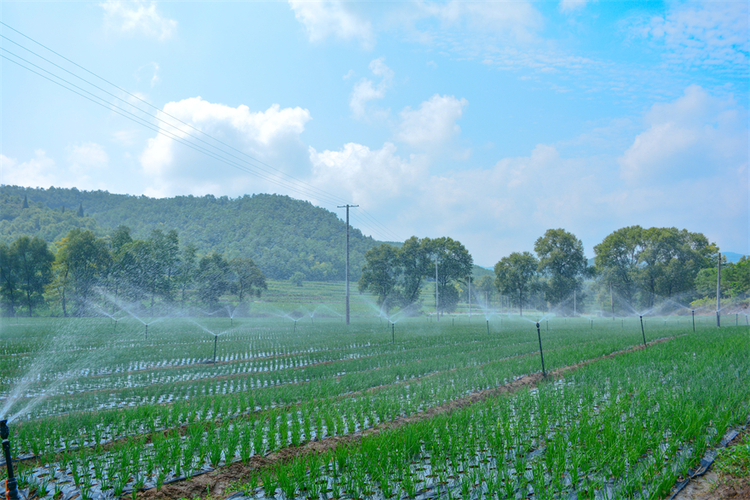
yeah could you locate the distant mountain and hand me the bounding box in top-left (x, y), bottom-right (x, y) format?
top-left (0, 185), bottom-right (380, 281)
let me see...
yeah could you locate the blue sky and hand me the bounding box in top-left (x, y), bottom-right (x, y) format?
top-left (1, 0), bottom-right (748, 266)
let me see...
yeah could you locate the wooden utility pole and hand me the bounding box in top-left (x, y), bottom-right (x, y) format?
top-left (338, 204), bottom-right (358, 325)
top-left (716, 252), bottom-right (721, 327)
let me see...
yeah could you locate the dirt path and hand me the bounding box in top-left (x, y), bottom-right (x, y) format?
top-left (140, 335), bottom-right (680, 500)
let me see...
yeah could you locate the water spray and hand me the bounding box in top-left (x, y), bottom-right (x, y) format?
top-left (1, 420), bottom-right (20, 500)
top-left (536, 323), bottom-right (546, 377)
top-left (640, 315), bottom-right (646, 348)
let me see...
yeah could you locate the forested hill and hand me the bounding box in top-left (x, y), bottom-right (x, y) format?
top-left (0, 185), bottom-right (379, 280)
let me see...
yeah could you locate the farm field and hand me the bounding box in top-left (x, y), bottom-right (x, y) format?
top-left (0, 313), bottom-right (748, 500)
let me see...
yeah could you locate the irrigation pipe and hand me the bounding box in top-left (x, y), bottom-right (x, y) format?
top-left (665, 417), bottom-right (749, 500)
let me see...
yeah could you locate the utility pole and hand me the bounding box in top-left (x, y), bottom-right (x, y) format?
top-left (337, 204), bottom-right (358, 325)
top-left (435, 256), bottom-right (439, 321)
top-left (716, 252), bottom-right (721, 327)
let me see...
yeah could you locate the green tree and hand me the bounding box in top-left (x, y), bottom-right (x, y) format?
top-left (424, 237), bottom-right (473, 314)
top-left (398, 236), bottom-right (430, 307)
top-left (534, 229), bottom-right (588, 308)
top-left (12, 236), bottom-right (54, 316)
top-left (175, 244), bottom-right (198, 308)
top-left (358, 244), bottom-right (401, 312)
top-left (230, 257), bottom-right (267, 301)
top-left (494, 252), bottom-right (539, 316)
top-left (57, 228), bottom-right (111, 315)
top-left (0, 242), bottom-right (20, 316)
top-left (196, 253), bottom-right (231, 308)
top-left (594, 226), bottom-right (644, 310)
top-left (146, 229), bottom-right (180, 308)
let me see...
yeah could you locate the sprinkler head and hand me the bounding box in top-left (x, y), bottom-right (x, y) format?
top-left (536, 322), bottom-right (540, 329)
top-left (0, 419), bottom-right (8, 439)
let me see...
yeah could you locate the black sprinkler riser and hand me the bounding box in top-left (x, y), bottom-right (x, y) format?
top-left (1, 419), bottom-right (20, 500)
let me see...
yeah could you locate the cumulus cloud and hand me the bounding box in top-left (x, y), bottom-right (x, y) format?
top-left (349, 57), bottom-right (394, 119)
top-left (634, 1), bottom-right (749, 70)
top-left (101, 0), bottom-right (177, 40)
top-left (140, 97), bottom-right (312, 197)
top-left (1, 145), bottom-right (113, 191)
top-left (396, 94), bottom-right (468, 149)
top-left (289, 0), bottom-right (374, 49)
top-left (618, 85), bottom-right (747, 183)
top-left (308, 142), bottom-right (427, 209)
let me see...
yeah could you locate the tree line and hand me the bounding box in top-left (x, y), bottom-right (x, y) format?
top-left (361, 226), bottom-right (748, 317)
top-left (0, 226), bottom-right (266, 317)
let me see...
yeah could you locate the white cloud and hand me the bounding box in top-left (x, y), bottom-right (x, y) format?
top-left (101, 0), bottom-right (177, 40)
top-left (559, 0), bottom-right (593, 14)
top-left (396, 94), bottom-right (468, 149)
top-left (410, 1), bottom-right (543, 43)
top-left (288, 0), bottom-right (374, 49)
top-left (68, 142), bottom-right (109, 176)
top-left (349, 57), bottom-right (394, 119)
top-left (618, 85), bottom-right (747, 183)
top-left (1, 145), bottom-right (113, 191)
top-left (635, 1), bottom-right (749, 70)
top-left (309, 142), bottom-right (427, 209)
top-left (140, 97), bottom-right (312, 197)
top-left (1, 151), bottom-right (58, 188)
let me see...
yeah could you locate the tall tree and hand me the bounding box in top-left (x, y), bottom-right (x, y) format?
top-left (534, 229), bottom-right (588, 307)
top-left (175, 244), bottom-right (198, 308)
top-left (230, 257), bottom-right (267, 301)
top-left (425, 237), bottom-right (473, 314)
top-left (358, 244), bottom-right (401, 312)
top-left (195, 253), bottom-right (232, 308)
top-left (12, 236), bottom-right (54, 316)
top-left (57, 228), bottom-right (111, 315)
top-left (594, 226), bottom-right (645, 310)
top-left (398, 236), bottom-right (430, 307)
top-left (0, 242), bottom-right (20, 316)
top-left (494, 251), bottom-right (539, 316)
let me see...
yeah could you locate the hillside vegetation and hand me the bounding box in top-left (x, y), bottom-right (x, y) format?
top-left (0, 185), bottom-right (378, 281)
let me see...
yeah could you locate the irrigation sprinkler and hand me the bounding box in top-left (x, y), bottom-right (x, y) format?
top-left (213, 334), bottom-right (218, 364)
top-left (486, 319), bottom-right (490, 336)
top-left (1, 420), bottom-right (19, 500)
top-left (546, 320), bottom-right (549, 331)
top-left (640, 316), bottom-right (646, 347)
top-left (293, 320), bottom-right (297, 333)
top-left (392, 323), bottom-right (395, 344)
top-left (736, 313), bottom-right (739, 326)
top-left (536, 323), bottom-right (546, 377)
top-left (692, 310), bottom-right (695, 332)
top-left (145, 323), bottom-right (148, 340)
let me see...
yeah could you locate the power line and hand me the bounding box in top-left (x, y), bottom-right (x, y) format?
top-left (1, 22), bottom-right (404, 242)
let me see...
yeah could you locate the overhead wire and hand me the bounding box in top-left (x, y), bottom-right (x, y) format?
top-left (0, 22), bottom-right (404, 242)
